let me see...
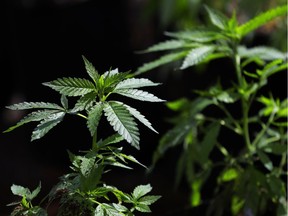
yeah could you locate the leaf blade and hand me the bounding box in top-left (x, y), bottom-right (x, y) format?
top-left (135, 51), bottom-right (188, 75)
top-left (31, 112), bottom-right (65, 141)
top-left (123, 103), bottom-right (158, 133)
top-left (180, 46), bottom-right (215, 69)
top-left (43, 77), bottom-right (95, 96)
top-left (237, 5), bottom-right (287, 37)
top-left (87, 103), bottom-right (104, 136)
top-left (113, 89), bottom-right (164, 102)
top-left (114, 78), bottom-right (161, 90)
top-left (104, 102), bottom-right (140, 149)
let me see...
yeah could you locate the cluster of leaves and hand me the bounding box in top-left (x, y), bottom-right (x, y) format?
top-left (137, 4), bottom-right (287, 216)
top-left (8, 183), bottom-right (47, 216)
top-left (5, 56), bottom-right (162, 215)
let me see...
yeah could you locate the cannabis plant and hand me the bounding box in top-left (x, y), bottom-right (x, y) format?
top-left (136, 5), bottom-right (287, 216)
top-left (5, 56), bottom-right (163, 215)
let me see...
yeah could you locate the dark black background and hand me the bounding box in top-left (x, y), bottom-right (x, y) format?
top-left (1, 1), bottom-right (190, 215)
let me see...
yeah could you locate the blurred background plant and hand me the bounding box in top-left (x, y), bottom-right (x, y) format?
top-left (136, 2), bottom-right (287, 216)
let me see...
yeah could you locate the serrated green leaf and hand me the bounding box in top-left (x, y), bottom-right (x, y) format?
top-left (122, 103), bottom-right (158, 133)
top-left (4, 110), bottom-right (60, 133)
top-left (80, 156), bottom-right (95, 177)
top-left (11, 182), bottom-right (41, 202)
top-left (11, 184), bottom-right (31, 198)
top-left (103, 70), bottom-right (130, 91)
top-left (43, 77), bottom-right (95, 96)
top-left (261, 61), bottom-right (288, 79)
top-left (114, 78), bottom-right (160, 90)
top-left (165, 30), bottom-right (220, 43)
top-left (70, 92), bottom-right (96, 112)
top-left (113, 89), bottom-right (164, 102)
top-left (120, 154), bottom-right (147, 169)
top-left (98, 134), bottom-right (124, 148)
top-left (104, 102), bottom-right (140, 149)
top-left (204, 5), bottom-right (229, 30)
top-left (80, 164), bottom-right (103, 191)
top-left (104, 158), bottom-right (132, 170)
top-left (61, 95), bottom-right (68, 109)
top-left (135, 51), bottom-right (188, 75)
top-left (132, 184), bottom-right (152, 200)
top-left (237, 5), bottom-right (287, 37)
top-left (238, 46), bottom-right (287, 60)
top-left (6, 102), bottom-right (63, 110)
top-left (102, 68), bottom-right (119, 78)
top-left (95, 205), bottom-right (105, 216)
top-left (87, 103), bottom-right (103, 136)
top-left (82, 55), bottom-right (100, 83)
top-left (138, 40), bottom-right (186, 53)
top-left (30, 182), bottom-right (41, 201)
top-left (31, 112), bottom-right (65, 141)
top-left (135, 204), bottom-right (151, 213)
top-left (180, 46), bottom-right (215, 69)
top-left (138, 195), bottom-right (161, 205)
top-left (112, 203), bottom-right (128, 212)
top-left (98, 203), bottom-right (124, 216)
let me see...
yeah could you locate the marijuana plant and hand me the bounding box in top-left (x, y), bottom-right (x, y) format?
top-left (5, 56), bottom-right (163, 215)
top-left (136, 4), bottom-right (287, 216)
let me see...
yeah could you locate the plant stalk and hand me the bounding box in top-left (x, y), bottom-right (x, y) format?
top-left (234, 52), bottom-right (253, 152)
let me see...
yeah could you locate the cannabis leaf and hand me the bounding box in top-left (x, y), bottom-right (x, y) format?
top-left (131, 184), bottom-right (161, 213)
top-left (104, 101), bottom-right (140, 149)
top-left (237, 5), bottom-right (287, 37)
top-left (87, 102), bottom-right (104, 136)
top-left (43, 77), bottom-right (95, 97)
top-left (4, 100), bottom-right (67, 141)
top-left (180, 46), bottom-right (215, 69)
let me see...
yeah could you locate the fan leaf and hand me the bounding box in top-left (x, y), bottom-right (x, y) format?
top-left (238, 46), bottom-right (287, 61)
top-left (70, 92), bottom-right (96, 113)
top-left (104, 102), bottom-right (140, 149)
top-left (237, 5), bottom-right (287, 37)
top-left (115, 78), bottom-right (161, 90)
top-left (139, 40), bottom-right (186, 53)
top-left (180, 46), bottom-right (215, 69)
top-left (102, 70), bottom-right (130, 90)
top-left (204, 5), bottom-right (229, 30)
top-left (43, 77), bottom-right (95, 96)
top-left (31, 112), bottom-right (65, 141)
top-left (82, 55), bottom-right (100, 83)
top-left (6, 102), bottom-right (63, 110)
top-left (132, 184), bottom-right (152, 199)
top-left (165, 30), bottom-right (220, 43)
top-left (4, 110), bottom-right (61, 133)
top-left (113, 89), bottom-right (164, 102)
top-left (87, 103), bottom-right (104, 136)
top-left (135, 51), bottom-right (188, 75)
top-left (122, 103), bottom-right (158, 133)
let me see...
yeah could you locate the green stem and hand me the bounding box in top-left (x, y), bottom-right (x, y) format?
top-left (251, 112), bottom-right (275, 147)
top-left (234, 52), bottom-right (253, 152)
top-left (76, 113), bottom-right (88, 120)
top-left (92, 130), bottom-right (98, 151)
top-left (217, 103), bottom-right (242, 134)
top-left (76, 113), bottom-right (98, 150)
